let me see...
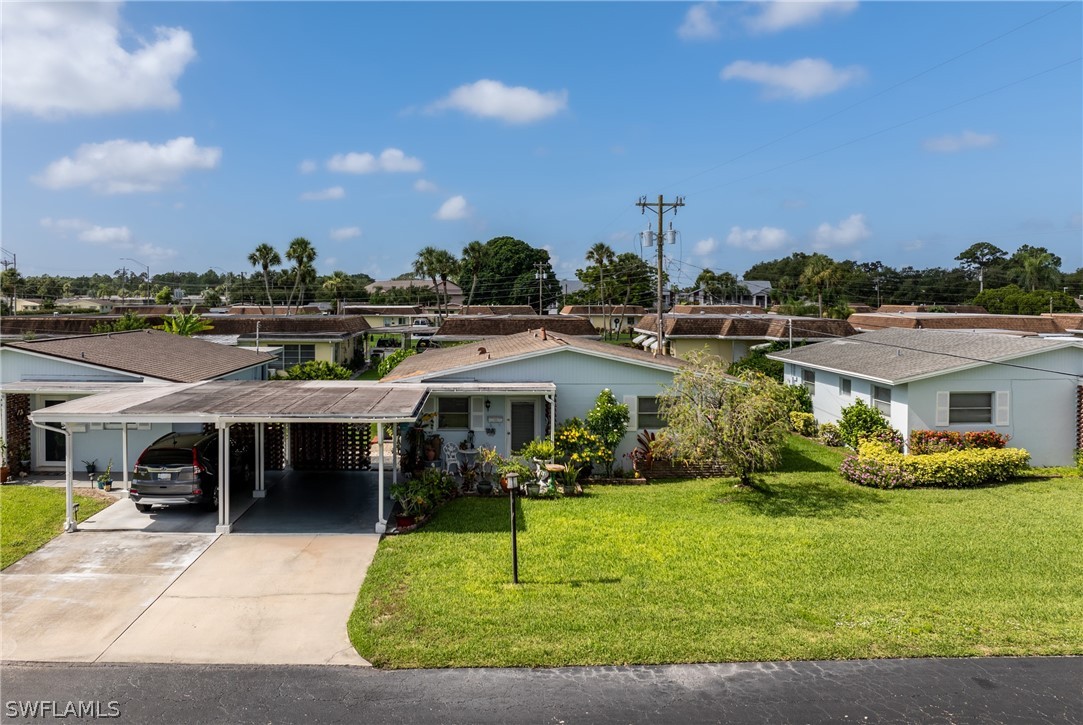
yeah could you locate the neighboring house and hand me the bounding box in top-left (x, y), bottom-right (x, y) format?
top-left (847, 312), bottom-right (1066, 335)
top-left (459, 305), bottom-right (538, 316)
top-left (634, 313), bottom-right (854, 363)
top-left (56, 298), bottom-right (115, 313)
top-left (671, 305), bottom-right (764, 315)
top-left (342, 305), bottom-right (428, 329)
top-left (433, 315), bottom-right (597, 342)
top-left (0, 330), bottom-right (274, 473)
top-left (558, 305), bottom-right (646, 334)
top-left (225, 316), bottom-right (370, 370)
top-left (13, 298), bottom-right (43, 313)
top-left (768, 328), bottom-right (1083, 466)
top-left (380, 328), bottom-right (686, 461)
top-left (365, 279), bottom-right (464, 306)
top-left (876, 305), bottom-right (988, 314)
top-left (683, 281), bottom-right (772, 308)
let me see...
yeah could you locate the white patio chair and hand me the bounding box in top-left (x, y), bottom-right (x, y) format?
top-left (443, 443), bottom-right (462, 479)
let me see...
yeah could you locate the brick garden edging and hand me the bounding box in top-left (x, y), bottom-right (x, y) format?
top-left (639, 459), bottom-right (733, 480)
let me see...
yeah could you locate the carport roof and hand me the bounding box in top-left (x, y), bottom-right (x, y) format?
top-left (28, 380), bottom-right (430, 425)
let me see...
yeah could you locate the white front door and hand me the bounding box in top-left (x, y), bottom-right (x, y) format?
top-left (508, 400), bottom-right (536, 455)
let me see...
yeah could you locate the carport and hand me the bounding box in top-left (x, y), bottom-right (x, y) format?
top-left (29, 380), bottom-right (429, 534)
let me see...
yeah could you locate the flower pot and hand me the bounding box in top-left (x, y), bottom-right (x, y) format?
top-left (0, 466), bottom-right (8, 484)
top-left (395, 513), bottom-right (417, 528)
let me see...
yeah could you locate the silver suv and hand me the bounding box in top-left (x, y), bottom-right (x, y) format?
top-left (129, 432), bottom-right (250, 513)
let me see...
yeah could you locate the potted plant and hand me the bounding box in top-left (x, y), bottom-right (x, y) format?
top-left (0, 440), bottom-right (8, 484)
top-left (82, 458), bottom-right (97, 478)
top-left (475, 446), bottom-right (501, 495)
top-left (628, 429), bottom-right (656, 476)
top-left (390, 478), bottom-right (432, 528)
top-left (518, 437), bottom-right (555, 466)
top-left (498, 457), bottom-right (532, 492)
top-left (95, 458), bottom-right (114, 492)
top-left (556, 464), bottom-right (581, 496)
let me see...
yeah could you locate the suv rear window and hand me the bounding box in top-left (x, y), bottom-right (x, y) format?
top-left (139, 449), bottom-right (195, 465)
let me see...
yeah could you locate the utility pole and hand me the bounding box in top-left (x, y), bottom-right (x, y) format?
top-left (534, 261), bottom-right (546, 315)
top-left (636, 195), bottom-right (684, 356)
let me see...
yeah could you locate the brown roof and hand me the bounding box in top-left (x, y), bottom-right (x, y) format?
top-left (670, 305), bottom-right (763, 315)
top-left (1, 314), bottom-right (369, 338)
top-left (365, 279), bottom-right (463, 294)
top-left (559, 305), bottom-right (646, 315)
top-left (1044, 313), bottom-right (1083, 331)
top-left (342, 305), bottom-right (424, 316)
top-left (459, 305), bottom-right (538, 315)
top-left (876, 305), bottom-right (988, 314)
top-left (113, 305), bottom-right (211, 315)
top-left (4, 330), bottom-right (274, 383)
top-left (848, 313), bottom-right (1062, 334)
top-left (433, 315), bottom-right (596, 339)
top-left (636, 313), bottom-right (854, 339)
top-left (382, 328), bottom-right (687, 382)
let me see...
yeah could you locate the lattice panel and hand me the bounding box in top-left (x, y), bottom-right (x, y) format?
top-left (289, 423), bottom-right (372, 471)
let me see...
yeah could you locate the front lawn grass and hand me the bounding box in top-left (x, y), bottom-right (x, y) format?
top-left (0, 486), bottom-right (114, 569)
top-left (349, 436), bottom-right (1083, 668)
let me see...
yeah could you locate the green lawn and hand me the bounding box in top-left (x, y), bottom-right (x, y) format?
top-left (349, 436), bottom-right (1083, 668)
top-left (0, 486), bottom-right (114, 569)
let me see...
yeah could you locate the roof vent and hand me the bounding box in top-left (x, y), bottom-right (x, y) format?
top-left (540, 327), bottom-right (547, 341)
top-left (477, 346), bottom-right (487, 355)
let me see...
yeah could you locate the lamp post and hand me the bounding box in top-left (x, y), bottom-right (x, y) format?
top-left (506, 470), bottom-right (519, 584)
top-left (120, 257), bottom-right (150, 302)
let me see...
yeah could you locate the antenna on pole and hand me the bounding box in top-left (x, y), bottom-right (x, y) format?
top-left (635, 195), bottom-right (685, 357)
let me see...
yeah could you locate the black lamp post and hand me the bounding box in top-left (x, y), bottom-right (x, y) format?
top-left (506, 470), bottom-right (519, 584)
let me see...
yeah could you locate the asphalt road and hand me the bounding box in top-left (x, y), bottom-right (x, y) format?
top-left (2, 657), bottom-right (1080, 724)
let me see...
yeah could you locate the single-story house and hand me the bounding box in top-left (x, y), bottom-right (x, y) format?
top-left (1, 330), bottom-right (274, 475)
top-left (225, 315), bottom-right (370, 370)
top-left (559, 305), bottom-right (646, 334)
top-left (56, 297), bottom-right (115, 313)
top-left (459, 305), bottom-right (538, 316)
top-left (681, 280), bottom-right (773, 308)
top-left (634, 313), bottom-right (854, 363)
top-left (670, 304), bottom-right (765, 315)
top-left (342, 305), bottom-right (428, 329)
top-left (365, 279), bottom-right (464, 306)
top-left (768, 328), bottom-right (1083, 466)
top-left (432, 315), bottom-right (597, 342)
top-left (847, 312), bottom-right (1065, 335)
top-left (380, 328), bottom-right (685, 461)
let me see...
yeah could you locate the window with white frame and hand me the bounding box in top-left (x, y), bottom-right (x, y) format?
top-left (802, 369), bottom-right (815, 395)
top-left (839, 377), bottom-right (852, 396)
top-left (438, 397), bottom-right (469, 429)
top-left (872, 385), bottom-right (891, 416)
top-left (948, 392), bottom-right (993, 424)
top-left (637, 396), bottom-right (666, 428)
top-left (280, 344), bottom-right (316, 368)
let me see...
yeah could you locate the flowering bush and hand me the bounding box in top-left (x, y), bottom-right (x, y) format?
top-left (963, 430), bottom-right (1009, 449)
top-left (838, 399), bottom-right (892, 449)
top-left (818, 422), bottom-right (843, 447)
top-left (862, 427), bottom-right (904, 453)
top-left (554, 418), bottom-right (608, 470)
top-left (789, 412), bottom-right (817, 437)
top-left (840, 441), bottom-right (1030, 488)
top-left (586, 389), bottom-right (630, 475)
top-left (909, 429), bottom-right (1010, 454)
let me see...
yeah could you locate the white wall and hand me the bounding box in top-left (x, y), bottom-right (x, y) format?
top-left (1, 349), bottom-right (142, 384)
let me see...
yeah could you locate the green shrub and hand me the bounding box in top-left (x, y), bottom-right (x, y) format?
top-left (1076, 449), bottom-right (1083, 474)
top-left (909, 429), bottom-right (1009, 454)
top-left (780, 384), bottom-right (812, 415)
top-left (818, 422), bottom-right (843, 447)
top-left (377, 347), bottom-right (416, 378)
top-left (789, 411), bottom-right (817, 437)
top-left (840, 442), bottom-right (1030, 489)
top-left (838, 399), bottom-right (891, 449)
top-left (282, 360), bottom-right (352, 380)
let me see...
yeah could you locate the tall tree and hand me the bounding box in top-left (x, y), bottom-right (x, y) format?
top-left (1009, 246), bottom-right (1061, 291)
top-left (247, 243), bottom-right (282, 313)
top-left (799, 254), bottom-right (843, 317)
top-left (156, 306), bottom-right (214, 336)
top-left (412, 245), bottom-right (442, 315)
top-left (460, 240), bottom-right (486, 307)
top-left (284, 237), bottom-right (317, 312)
top-left (955, 241), bottom-right (1006, 293)
top-left (430, 248), bottom-right (460, 319)
top-left (321, 271), bottom-right (350, 312)
top-left (585, 242), bottom-right (615, 337)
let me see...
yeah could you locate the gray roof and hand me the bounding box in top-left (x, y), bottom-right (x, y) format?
top-left (767, 328), bottom-right (1080, 384)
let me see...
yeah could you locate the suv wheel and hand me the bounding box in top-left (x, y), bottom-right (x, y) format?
top-left (202, 485), bottom-right (219, 511)
top-left (135, 503), bottom-right (152, 513)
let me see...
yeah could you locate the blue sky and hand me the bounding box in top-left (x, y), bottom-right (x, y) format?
top-left (3, 1), bottom-right (1081, 288)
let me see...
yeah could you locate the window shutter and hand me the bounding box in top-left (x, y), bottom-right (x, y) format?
top-left (935, 392), bottom-right (949, 426)
top-left (624, 395), bottom-right (638, 431)
top-left (995, 391), bottom-right (1010, 426)
top-left (470, 396), bottom-right (485, 431)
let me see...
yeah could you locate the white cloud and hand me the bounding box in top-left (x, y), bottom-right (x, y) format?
top-left (133, 243), bottom-right (178, 263)
top-left (922, 130), bottom-right (998, 153)
top-left (744, 1), bottom-right (858, 34)
top-left (2, 3), bottom-right (195, 118)
top-left (327, 148), bottom-right (423, 174)
top-left (721, 58), bottom-right (865, 100)
top-left (41, 217), bottom-right (130, 245)
top-left (428, 79), bottom-right (568, 124)
top-left (330, 226), bottom-right (362, 240)
top-left (694, 237), bottom-right (720, 256)
top-left (726, 226), bottom-right (791, 251)
top-left (903, 239), bottom-right (925, 252)
top-left (35, 137), bottom-right (221, 194)
top-left (298, 159), bottom-right (317, 174)
top-left (435, 195), bottom-right (470, 221)
top-left (300, 186), bottom-right (345, 201)
top-left (413, 179), bottom-right (438, 193)
top-left (678, 3), bottom-right (720, 40)
top-left (812, 213), bottom-right (870, 248)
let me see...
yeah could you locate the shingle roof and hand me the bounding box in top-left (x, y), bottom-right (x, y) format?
top-left (459, 305), bottom-right (539, 315)
top-left (876, 305), bottom-right (988, 314)
top-left (433, 315), bottom-right (596, 339)
top-left (382, 328), bottom-right (686, 382)
top-left (558, 305), bottom-right (646, 315)
top-left (636, 313), bottom-right (854, 339)
top-left (670, 305), bottom-right (763, 315)
top-left (848, 312), bottom-right (1062, 334)
top-left (365, 279), bottom-right (463, 294)
top-left (767, 328), bottom-right (1079, 384)
top-left (342, 305), bottom-right (424, 316)
top-left (4, 329), bottom-right (275, 383)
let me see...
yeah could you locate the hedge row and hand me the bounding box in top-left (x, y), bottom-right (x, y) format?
top-left (840, 441), bottom-right (1030, 489)
top-left (908, 429), bottom-right (1009, 455)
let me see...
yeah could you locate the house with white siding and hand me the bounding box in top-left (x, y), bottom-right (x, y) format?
top-left (379, 328), bottom-right (685, 461)
top-left (768, 328), bottom-right (1083, 466)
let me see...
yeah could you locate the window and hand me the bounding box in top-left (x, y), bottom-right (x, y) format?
top-left (802, 369), bottom-right (816, 395)
top-left (438, 397), bottom-right (469, 429)
top-left (839, 377), bottom-right (852, 396)
top-left (280, 344), bottom-right (316, 368)
top-left (637, 397), bottom-right (666, 428)
top-left (949, 392), bottom-right (993, 424)
top-left (872, 385), bottom-right (891, 416)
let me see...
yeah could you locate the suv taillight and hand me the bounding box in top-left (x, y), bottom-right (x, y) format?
top-left (192, 448), bottom-right (204, 475)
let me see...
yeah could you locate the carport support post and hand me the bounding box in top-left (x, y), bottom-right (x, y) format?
top-left (64, 428), bottom-right (76, 533)
top-left (375, 422), bottom-right (387, 534)
top-left (121, 423), bottom-right (129, 489)
top-left (216, 423), bottom-right (232, 534)
top-left (253, 423), bottom-right (266, 498)
top-left (392, 425), bottom-right (398, 485)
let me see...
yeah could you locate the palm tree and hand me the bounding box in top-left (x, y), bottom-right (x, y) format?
top-left (413, 246), bottom-right (442, 315)
top-left (460, 240), bottom-right (485, 307)
top-left (156, 306), bottom-right (214, 336)
top-left (430, 249), bottom-right (459, 320)
top-left (321, 271), bottom-right (350, 313)
top-left (284, 237), bottom-right (317, 313)
top-left (799, 254), bottom-right (843, 318)
top-left (1015, 250), bottom-right (1059, 292)
top-left (586, 243), bottom-right (616, 338)
top-left (247, 243), bottom-right (282, 313)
